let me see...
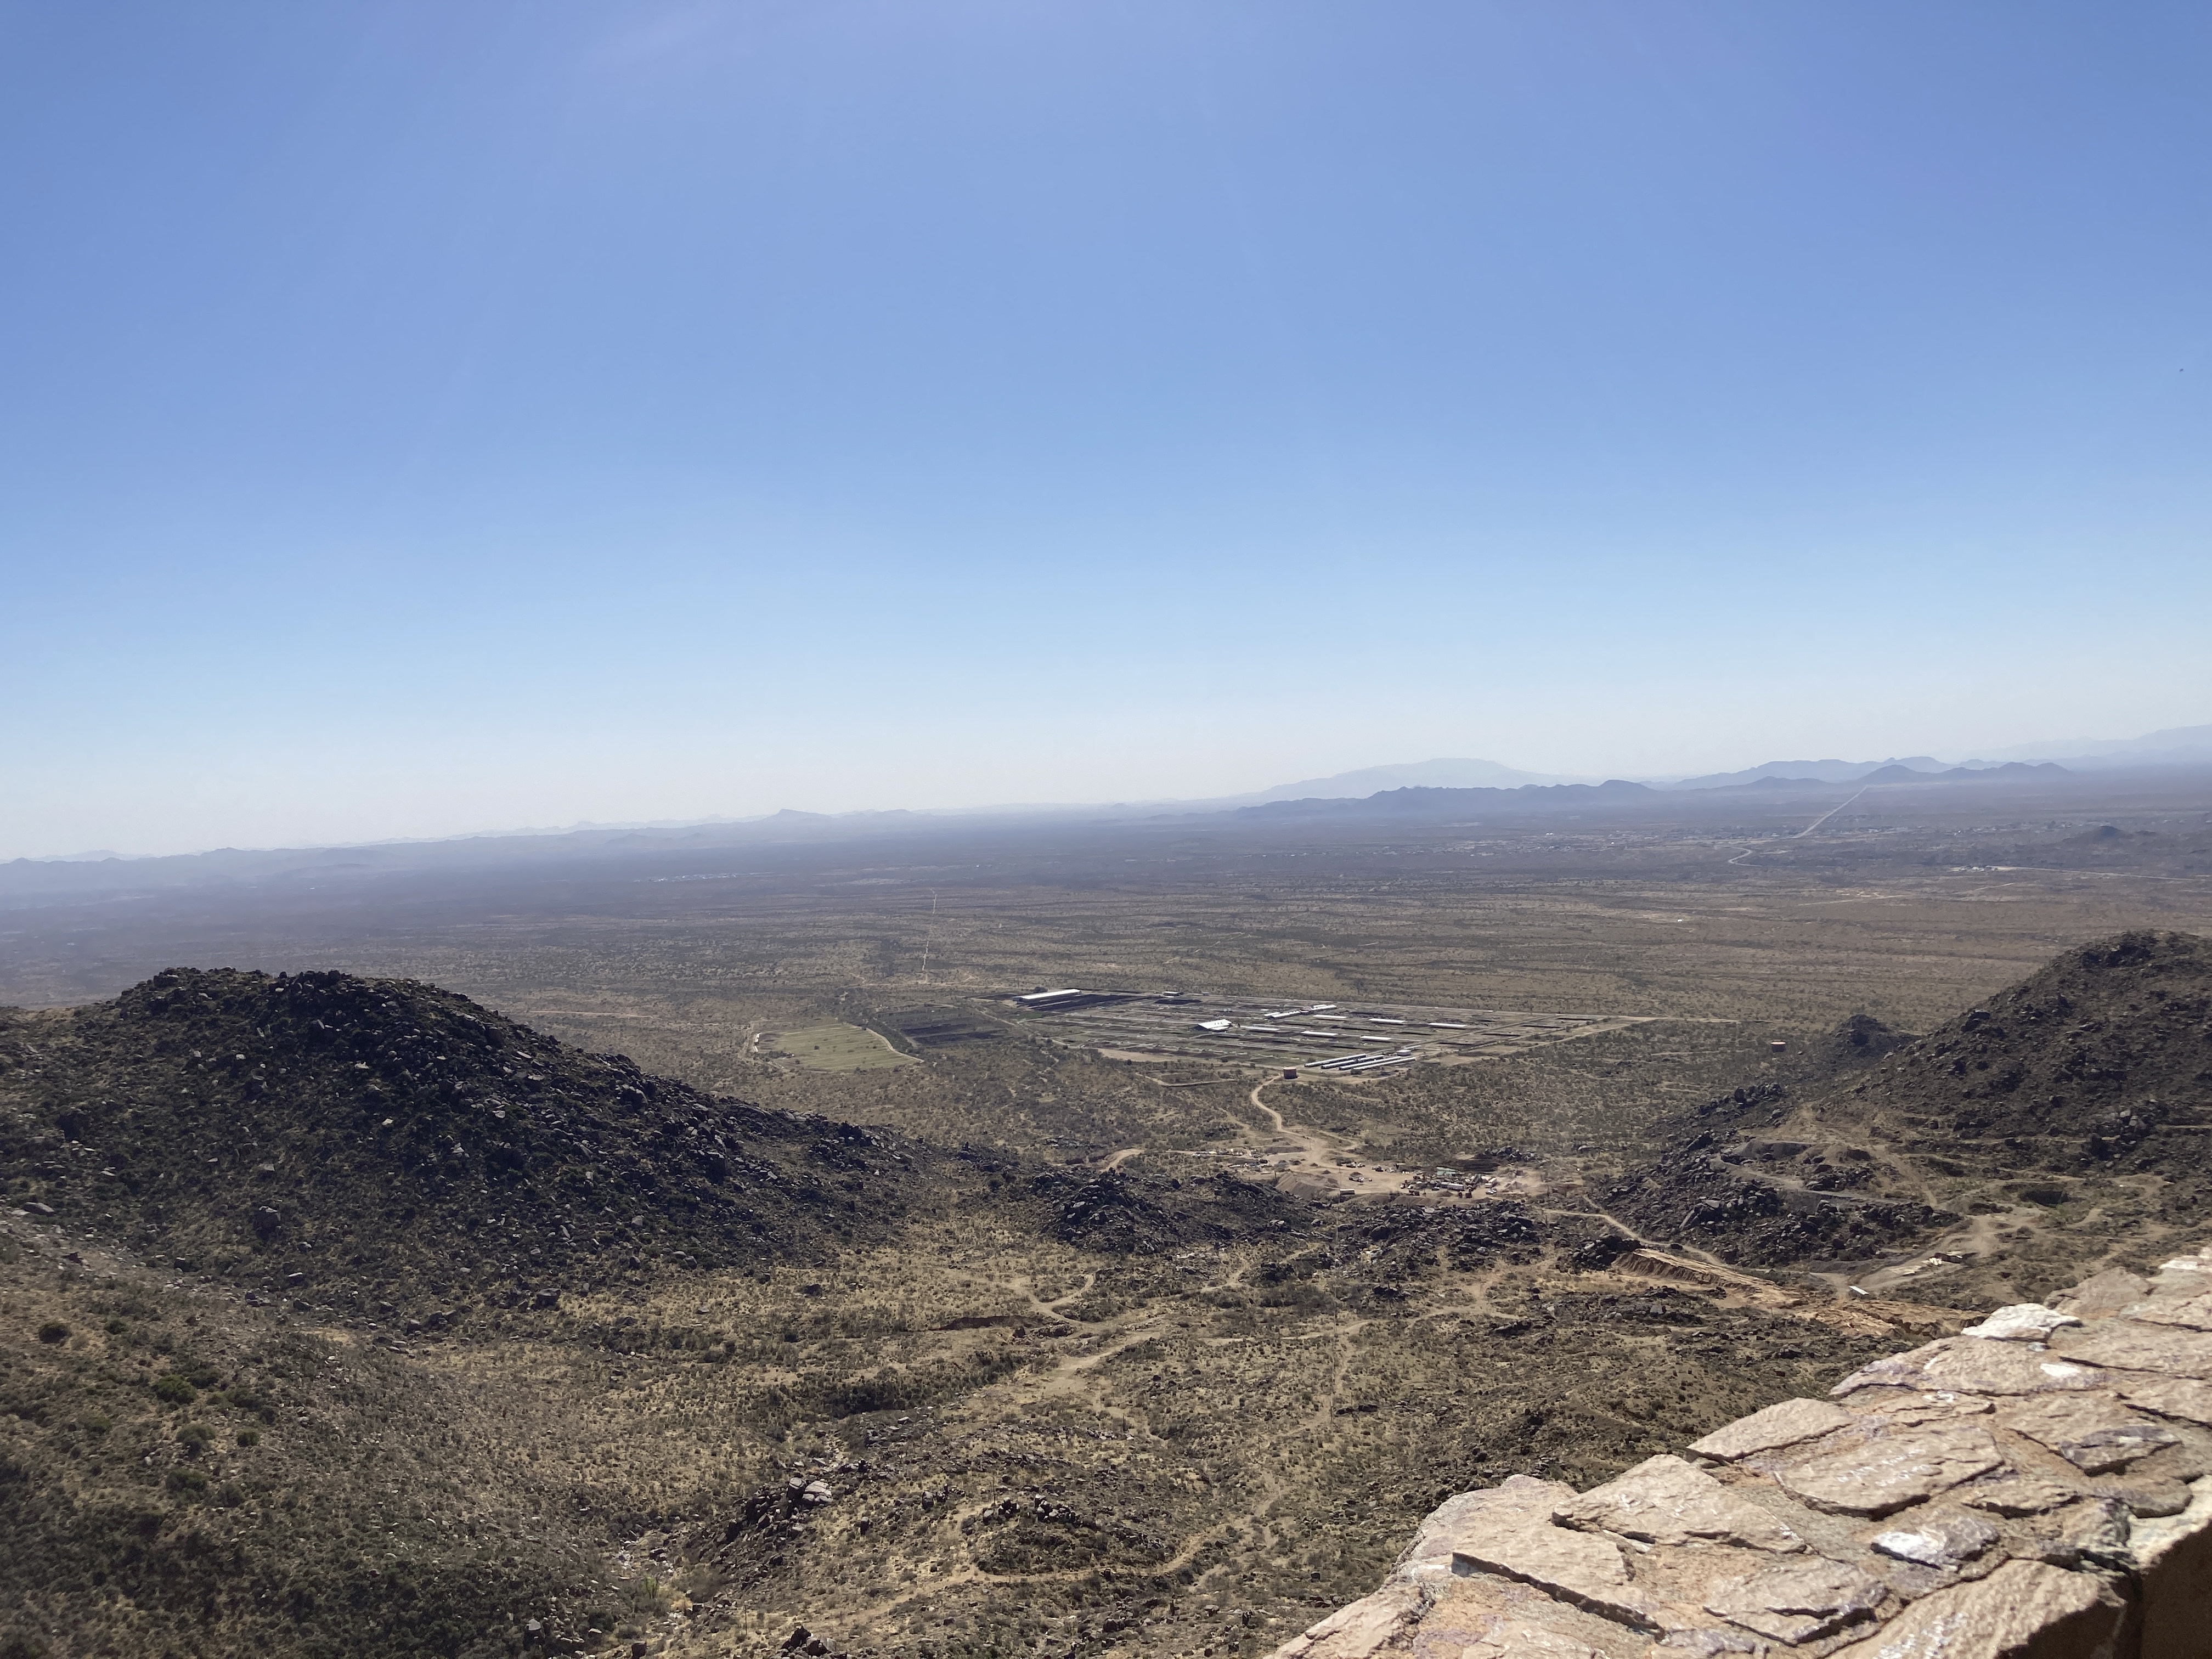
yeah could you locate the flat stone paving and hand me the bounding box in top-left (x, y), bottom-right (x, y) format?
top-left (1272, 1248), bottom-right (2212, 1658)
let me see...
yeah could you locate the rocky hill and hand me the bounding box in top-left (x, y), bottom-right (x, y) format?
top-left (0, 967), bottom-right (940, 1327)
top-left (1608, 931), bottom-right (2212, 1300)
top-left (1834, 929), bottom-right (2212, 1205)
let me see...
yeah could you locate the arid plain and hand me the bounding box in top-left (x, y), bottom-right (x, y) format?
top-left (4, 770), bottom-right (2211, 1658)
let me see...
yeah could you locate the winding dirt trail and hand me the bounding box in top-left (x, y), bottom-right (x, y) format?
top-left (1240, 1080), bottom-right (1423, 1198)
top-left (1249, 1080), bottom-right (1288, 1136)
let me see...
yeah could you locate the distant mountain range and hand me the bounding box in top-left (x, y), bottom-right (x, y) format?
top-left (1855, 760), bottom-right (2072, 785)
top-left (1660, 756), bottom-right (1956, 789)
top-left (10, 726), bottom-right (2207, 869)
top-left (1660, 757), bottom-right (2076, 790)
top-left (1236, 757), bottom-right (1585, 801)
top-left (1231, 761), bottom-right (2086, 822)
top-left (1620, 726), bottom-right (2212, 792)
top-left (1243, 725), bottom-right (2211, 804)
top-left (1234, 779), bottom-right (1655, 820)
top-left (1974, 722), bottom-right (2212, 767)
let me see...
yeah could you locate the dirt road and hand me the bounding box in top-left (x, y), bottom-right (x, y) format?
top-left (1243, 1079), bottom-right (1423, 1199)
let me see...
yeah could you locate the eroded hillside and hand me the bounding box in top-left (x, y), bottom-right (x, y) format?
top-left (1609, 930), bottom-right (2212, 1305)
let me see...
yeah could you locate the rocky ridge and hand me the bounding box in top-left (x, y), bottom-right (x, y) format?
top-left (1272, 1250), bottom-right (2212, 1658)
top-left (0, 967), bottom-right (939, 1323)
top-left (1608, 931), bottom-right (2212, 1289)
top-left (1831, 930), bottom-right (2212, 1208)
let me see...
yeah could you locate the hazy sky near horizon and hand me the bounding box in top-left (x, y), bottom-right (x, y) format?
top-left (4, 2), bottom-right (2209, 857)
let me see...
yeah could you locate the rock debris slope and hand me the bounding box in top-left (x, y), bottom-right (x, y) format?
top-left (1610, 930), bottom-right (2212, 1293)
top-left (1273, 1251), bottom-right (2212, 1658)
top-left (1827, 930), bottom-right (2212, 1210)
top-left (0, 967), bottom-right (933, 1320)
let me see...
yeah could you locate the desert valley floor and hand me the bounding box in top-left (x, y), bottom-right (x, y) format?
top-left (4, 769), bottom-right (2210, 1657)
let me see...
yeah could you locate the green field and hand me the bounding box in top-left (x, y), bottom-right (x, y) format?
top-left (765, 1021), bottom-right (915, 1071)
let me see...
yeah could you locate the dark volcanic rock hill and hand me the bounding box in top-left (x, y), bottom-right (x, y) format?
top-left (1810, 1011), bottom-right (1915, 1074)
top-left (1032, 1162), bottom-right (1303, 1253)
top-left (1603, 1087), bottom-right (1948, 1268)
top-left (1851, 928), bottom-right (2212, 1195)
top-left (1609, 930), bottom-right (2212, 1290)
top-left (0, 967), bottom-right (933, 1317)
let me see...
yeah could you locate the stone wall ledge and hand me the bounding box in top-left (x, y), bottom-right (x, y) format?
top-left (1274, 1250), bottom-right (2212, 1659)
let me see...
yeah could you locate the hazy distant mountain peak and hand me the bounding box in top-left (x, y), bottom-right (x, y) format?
top-left (1977, 722), bottom-right (2212, 765)
top-left (1663, 757), bottom-right (1957, 789)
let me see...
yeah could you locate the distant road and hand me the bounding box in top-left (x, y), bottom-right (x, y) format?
top-left (1726, 784), bottom-right (1869, 864)
top-left (1796, 787), bottom-right (1868, 838)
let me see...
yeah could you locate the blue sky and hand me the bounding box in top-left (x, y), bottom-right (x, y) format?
top-left (3, 2), bottom-right (2208, 856)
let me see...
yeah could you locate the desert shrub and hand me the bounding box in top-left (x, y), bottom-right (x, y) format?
top-left (235, 1428), bottom-right (260, 1447)
top-left (1255, 1282), bottom-right (1336, 1312)
top-left (152, 1374), bottom-right (195, 1405)
top-left (165, 1467), bottom-right (207, 1494)
top-left (36, 1322), bottom-right (69, 1345)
